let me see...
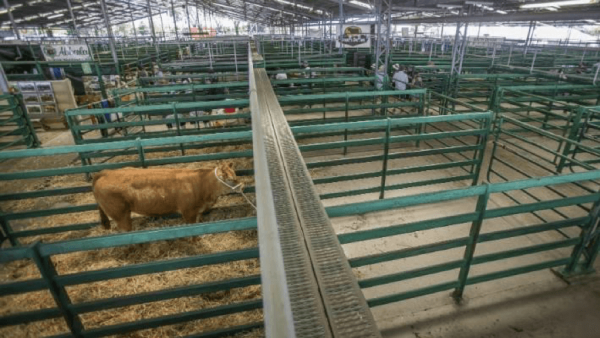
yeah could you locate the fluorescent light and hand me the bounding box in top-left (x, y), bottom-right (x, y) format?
top-left (496, 10), bottom-right (507, 14)
top-left (46, 13), bottom-right (64, 19)
top-left (521, 0), bottom-right (592, 9)
top-left (438, 4), bottom-right (462, 9)
top-left (349, 0), bottom-right (373, 9)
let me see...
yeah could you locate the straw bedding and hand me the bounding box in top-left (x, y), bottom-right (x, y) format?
top-left (0, 144), bottom-right (264, 337)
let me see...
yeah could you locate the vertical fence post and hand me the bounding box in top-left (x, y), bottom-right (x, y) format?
top-left (379, 118), bottom-right (391, 200)
top-left (0, 212), bottom-right (17, 246)
top-left (136, 137), bottom-right (146, 168)
top-left (453, 184), bottom-right (490, 300)
top-left (561, 200), bottom-right (600, 275)
top-left (31, 242), bottom-right (85, 337)
top-left (557, 107), bottom-right (584, 173)
top-left (583, 218), bottom-right (600, 272)
top-left (172, 103), bottom-right (185, 155)
top-left (343, 92), bottom-right (349, 156)
top-left (471, 114), bottom-right (492, 185)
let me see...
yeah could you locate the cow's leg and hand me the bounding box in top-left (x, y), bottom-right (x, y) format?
top-left (98, 206), bottom-right (111, 229)
top-left (182, 208), bottom-right (201, 224)
top-left (114, 211), bottom-right (133, 232)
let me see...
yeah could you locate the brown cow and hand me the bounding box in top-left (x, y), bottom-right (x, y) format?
top-left (92, 162), bottom-right (243, 231)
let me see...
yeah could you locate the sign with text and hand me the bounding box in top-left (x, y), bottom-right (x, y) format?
top-left (337, 25), bottom-right (371, 48)
top-left (42, 44), bottom-right (92, 61)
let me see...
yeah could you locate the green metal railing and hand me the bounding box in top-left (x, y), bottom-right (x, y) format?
top-left (0, 94), bottom-right (40, 151)
top-left (336, 169), bottom-right (600, 306)
top-left (0, 218), bottom-right (262, 338)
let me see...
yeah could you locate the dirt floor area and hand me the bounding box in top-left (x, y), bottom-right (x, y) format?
top-left (0, 128), bottom-right (261, 337)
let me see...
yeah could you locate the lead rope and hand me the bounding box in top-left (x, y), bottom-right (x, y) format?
top-left (214, 168), bottom-right (257, 210)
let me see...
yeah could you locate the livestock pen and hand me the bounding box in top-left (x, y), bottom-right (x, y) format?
top-left (3, 35), bottom-right (600, 338)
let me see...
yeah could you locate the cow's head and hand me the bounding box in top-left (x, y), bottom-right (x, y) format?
top-left (216, 162), bottom-right (244, 190)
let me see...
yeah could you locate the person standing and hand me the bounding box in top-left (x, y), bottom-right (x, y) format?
top-left (392, 65), bottom-right (409, 92)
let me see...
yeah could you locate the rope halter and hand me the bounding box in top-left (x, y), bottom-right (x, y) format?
top-left (214, 167), bottom-right (243, 191)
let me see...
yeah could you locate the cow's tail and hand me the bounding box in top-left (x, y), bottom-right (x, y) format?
top-left (98, 206), bottom-right (111, 229)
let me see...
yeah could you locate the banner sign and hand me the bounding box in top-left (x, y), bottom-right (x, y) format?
top-left (337, 25), bottom-right (371, 48)
top-left (42, 44), bottom-right (92, 61)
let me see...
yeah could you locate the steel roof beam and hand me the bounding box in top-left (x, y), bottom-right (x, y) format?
top-left (392, 8), bottom-right (600, 24)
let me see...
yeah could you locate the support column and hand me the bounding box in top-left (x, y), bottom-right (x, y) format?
top-left (146, 0), bottom-right (160, 54)
top-left (171, 0), bottom-right (180, 41)
top-left (524, 21), bottom-right (536, 55)
top-left (338, 0), bottom-right (344, 54)
top-left (159, 12), bottom-right (166, 41)
top-left (65, 0), bottom-right (80, 38)
top-left (185, 1), bottom-right (192, 41)
top-left (3, 0), bottom-right (21, 40)
top-left (450, 14), bottom-right (468, 76)
top-left (374, 0), bottom-right (392, 84)
top-left (129, 4), bottom-right (139, 58)
top-left (99, 0), bottom-right (119, 66)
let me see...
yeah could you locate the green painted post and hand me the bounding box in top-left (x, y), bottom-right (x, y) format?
top-left (453, 184), bottom-right (490, 300)
top-left (95, 64), bottom-right (108, 100)
top-left (583, 225), bottom-right (600, 272)
top-left (471, 113), bottom-right (492, 185)
top-left (31, 243), bottom-right (85, 337)
top-left (136, 137), bottom-right (147, 168)
top-left (0, 212), bottom-right (18, 246)
top-left (172, 104), bottom-right (185, 155)
top-left (562, 200), bottom-right (600, 275)
top-left (379, 118), bottom-right (392, 200)
top-left (343, 92), bottom-right (349, 156)
top-left (556, 107), bottom-right (583, 173)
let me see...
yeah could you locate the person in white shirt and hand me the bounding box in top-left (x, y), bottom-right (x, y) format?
top-left (165, 114), bottom-right (186, 130)
top-left (275, 68), bottom-right (288, 80)
top-left (275, 68), bottom-right (293, 88)
top-left (392, 64), bottom-right (409, 92)
top-left (372, 64), bottom-right (386, 90)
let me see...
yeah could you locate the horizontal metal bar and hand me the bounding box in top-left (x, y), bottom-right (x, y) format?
top-left (81, 299), bottom-right (263, 338)
top-left (12, 222), bottom-right (100, 239)
top-left (326, 185), bottom-right (486, 218)
top-left (4, 204), bottom-right (98, 221)
top-left (367, 281), bottom-right (459, 308)
top-left (485, 194), bottom-right (600, 219)
top-left (41, 218), bottom-right (257, 256)
top-left (472, 238), bottom-right (580, 266)
top-left (349, 237), bottom-right (470, 268)
top-left (479, 217), bottom-right (588, 243)
top-left (340, 213), bottom-right (479, 244)
top-left (0, 307), bottom-right (63, 326)
top-left (0, 132), bottom-right (252, 160)
top-left (359, 260), bottom-right (464, 289)
top-left (0, 186), bottom-right (92, 201)
top-left (183, 321), bottom-right (263, 338)
top-left (0, 246), bottom-right (34, 263)
top-left (466, 258), bottom-right (571, 286)
top-left (70, 275), bottom-right (261, 314)
top-left (56, 247), bottom-right (259, 287)
top-left (0, 278), bottom-right (47, 297)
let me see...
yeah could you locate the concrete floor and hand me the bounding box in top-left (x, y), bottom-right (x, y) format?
top-left (303, 124), bottom-right (600, 338)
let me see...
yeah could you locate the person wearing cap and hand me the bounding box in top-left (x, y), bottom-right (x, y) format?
top-left (392, 64), bottom-right (409, 92)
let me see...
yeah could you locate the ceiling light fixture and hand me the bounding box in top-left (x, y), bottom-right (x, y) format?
top-left (521, 0), bottom-right (592, 9)
top-left (349, 0), bottom-right (373, 10)
top-left (46, 13), bottom-right (64, 19)
top-left (496, 10), bottom-right (507, 14)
